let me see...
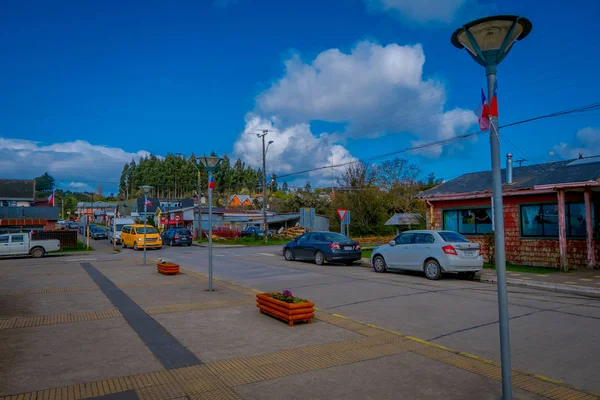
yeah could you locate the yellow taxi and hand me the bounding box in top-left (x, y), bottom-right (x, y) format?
top-left (121, 224), bottom-right (162, 250)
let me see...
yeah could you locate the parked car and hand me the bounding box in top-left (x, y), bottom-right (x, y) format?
top-left (66, 222), bottom-right (78, 230)
top-left (203, 226), bottom-right (240, 239)
top-left (0, 233), bottom-right (60, 258)
top-left (162, 228), bottom-right (193, 246)
top-left (370, 230), bottom-right (483, 280)
top-left (79, 223), bottom-right (96, 235)
top-left (90, 226), bottom-right (108, 240)
top-left (109, 217), bottom-right (135, 244)
top-left (282, 231), bottom-right (361, 265)
top-left (241, 226), bottom-right (273, 238)
top-left (121, 224), bottom-right (162, 250)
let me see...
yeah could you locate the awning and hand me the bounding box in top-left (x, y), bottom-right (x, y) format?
top-left (131, 212), bottom-right (140, 217)
top-left (0, 219), bottom-right (47, 226)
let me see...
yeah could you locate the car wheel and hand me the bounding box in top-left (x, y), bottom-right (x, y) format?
top-left (31, 247), bottom-right (45, 258)
top-left (284, 249), bottom-right (295, 261)
top-left (156, 247), bottom-right (162, 250)
top-left (314, 251), bottom-right (324, 266)
top-left (133, 243), bottom-right (139, 251)
top-left (424, 259), bottom-right (442, 280)
top-left (459, 271), bottom-right (476, 280)
top-left (373, 255), bottom-right (387, 273)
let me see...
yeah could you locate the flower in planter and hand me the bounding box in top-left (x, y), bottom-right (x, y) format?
top-left (270, 290), bottom-right (308, 304)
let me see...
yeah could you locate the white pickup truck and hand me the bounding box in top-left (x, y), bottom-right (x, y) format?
top-left (0, 233), bottom-right (61, 258)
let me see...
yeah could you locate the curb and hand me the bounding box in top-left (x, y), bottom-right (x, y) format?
top-left (359, 258), bottom-right (600, 298)
top-left (191, 242), bottom-right (247, 249)
top-left (475, 274), bottom-right (600, 299)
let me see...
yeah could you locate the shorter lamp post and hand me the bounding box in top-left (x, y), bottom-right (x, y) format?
top-left (199, 155), bottom-right (223, 291)
top-left (139, 185), bottom-right (153, 265)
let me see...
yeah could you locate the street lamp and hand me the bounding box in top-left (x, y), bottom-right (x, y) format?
top-left (451, 15), bottom-right (532, 400)
top-left (139, 185), bottom-right (153, 265)
top-left (199, 155), bottom-right (223, 291)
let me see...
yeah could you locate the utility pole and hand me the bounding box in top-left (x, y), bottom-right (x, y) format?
top-left (258, 130), bottom-right (268, 244)
top-left (516, 158), bottom-right (527, 167)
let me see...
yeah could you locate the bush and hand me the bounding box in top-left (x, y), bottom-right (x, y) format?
top-left (483, 232), bottom-right (495, 268)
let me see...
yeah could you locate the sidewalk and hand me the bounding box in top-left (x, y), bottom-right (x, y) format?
top-left (1, 257), bottom-right (598, 399)
top-left (476, 268), bottom-right (600, 298)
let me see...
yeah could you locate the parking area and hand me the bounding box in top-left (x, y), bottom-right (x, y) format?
top-left (1, 248), bottom-right (599, 399)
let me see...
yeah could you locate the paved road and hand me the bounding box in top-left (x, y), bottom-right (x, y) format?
top-left (26, 240), bottom-right (600, 394)
top-left (149, 244), bottom-right (599, 394)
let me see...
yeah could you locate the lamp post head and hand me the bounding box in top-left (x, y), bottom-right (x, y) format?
top-left (200, 155), bottom-right (223, 171)
top-left (139, 185), bottom-right (153, 195)
top-left (451, 15), bottom-right (532, 74)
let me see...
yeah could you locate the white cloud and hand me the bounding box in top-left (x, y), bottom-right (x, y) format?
top-left (553, 127), bottom-right (600, 159)
top-left (0, 137), bottom-right (150, 188)
top-left (68, 182), bottom-right (93, 191)
top-left (365, 0), bottom-right (467, 23)
top-left (253, 41), bottom-right (476, 159)
top-left (233, 114), bottom-right (357, 186)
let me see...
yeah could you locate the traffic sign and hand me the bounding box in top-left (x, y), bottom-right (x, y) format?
top-left (175, 215), bottom-right (180, 221)
top-left (336, 209), bottom-right (348, 221)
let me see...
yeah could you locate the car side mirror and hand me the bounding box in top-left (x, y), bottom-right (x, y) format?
top-left (389, 240), bottom-right (396, 247)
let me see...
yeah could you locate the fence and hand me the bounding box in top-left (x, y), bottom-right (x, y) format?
top-left (32, 230), bottom-right (78, 249)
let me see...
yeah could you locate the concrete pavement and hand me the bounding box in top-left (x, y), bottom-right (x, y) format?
top-left (1, 246), bottom-right (599, 399)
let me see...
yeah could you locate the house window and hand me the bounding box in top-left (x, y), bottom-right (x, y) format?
top-left (443, 208), bottom-right (492, 235)
top-left (1, 201), bottom-right (8, 207)
top-left (520, 203), bottom-right (595, 238)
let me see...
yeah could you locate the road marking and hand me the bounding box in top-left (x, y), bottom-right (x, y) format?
top-left (579, 278), bottom-right (593, 281)
top-left (67, 258), bottom-right (98, 262)
top-left (257, 253), bottom-right (275, 257)
top-left (564, 281), bottom-right (578, 285)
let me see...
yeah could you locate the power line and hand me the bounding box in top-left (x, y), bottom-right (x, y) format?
top-left (277, 101), bottom-right (600, 180)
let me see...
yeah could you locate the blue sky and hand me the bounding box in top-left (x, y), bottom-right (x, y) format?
top-left (1, 0), bottom-right (599, 194)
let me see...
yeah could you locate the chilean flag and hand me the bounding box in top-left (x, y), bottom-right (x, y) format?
top-left (478, 89), bottom-right (490, 131)
top-left (208, 177), bottom-right (215, 190)
top-left (47, 193), bottom-right (55, 206)
top-left (144, 199), bottom-right (152, 206)
top-left (489, 80), bottom-right (498, 117)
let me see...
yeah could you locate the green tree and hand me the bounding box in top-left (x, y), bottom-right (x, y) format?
top-left (35, 172), bottom-right (55, 192)
top-left (282, 181), bottom-right (288, 193)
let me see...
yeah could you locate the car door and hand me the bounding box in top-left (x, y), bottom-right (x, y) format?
top-left (385, 233), bottom-right (415, 269)
top-left (405, 233), bottom-right (435, 270)
top-left (9, 234), bottom-right (26, 256)
top-left (294, 233), bottom-right (312, 258)
top-left (122, 226), bottom-right (131, 246)
top-left (0, 235), bottom-right (9, 256)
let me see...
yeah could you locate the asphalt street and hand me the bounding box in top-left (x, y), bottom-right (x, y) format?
top-left (40, 238), bottom-right (600, 393)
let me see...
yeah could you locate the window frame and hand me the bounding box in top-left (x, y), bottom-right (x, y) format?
top-left (442, 207), bottom-right (493, 235)
top-left (519, 201), bottom-right (596, 239)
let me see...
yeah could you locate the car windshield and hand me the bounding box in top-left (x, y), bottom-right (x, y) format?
top-left (95, 227), bottom-right (107, 232)
top-left (176, 230), bottom-right (191, 235)
top-left (438, 231), bottom-right (469, 243)
top-left (115, 225), bottom-right (125, 231)
top-left (322, 232), bottom-right (350, 242)
top-left (137, 227), bottom-right (158, 234)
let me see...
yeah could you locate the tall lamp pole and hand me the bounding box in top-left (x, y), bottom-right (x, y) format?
top-left (451, 15), bottom-right (532, 400)
top-left (257, 131), bottom-right (274, 244)
top-left (200, 155), bottom-right (223, 291)
top-left (139, 185), bottom-right (153, 265)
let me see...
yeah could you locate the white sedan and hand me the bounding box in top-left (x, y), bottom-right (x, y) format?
top-left (370, 230), bottom-right (483, 280)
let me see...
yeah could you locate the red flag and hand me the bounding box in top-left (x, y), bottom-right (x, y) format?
top-left (208, 177), bottom-right (215, 190)
top-left (47, 193), bottom-right (54, 206)
top-left (478, 89), bottom-right (490, 131)
top-left (489, 81), bottom-right (498, 117)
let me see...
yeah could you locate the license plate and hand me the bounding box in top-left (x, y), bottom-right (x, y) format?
top-left (344, 246), bottom-right (353, 251)
top-left (464, 251), bottom-right (475, 257)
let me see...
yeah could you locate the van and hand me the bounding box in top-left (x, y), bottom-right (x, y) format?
top-left (121, 224), bottom-right (162, 250)
top-left (109, 217), bottom-right (135, 244)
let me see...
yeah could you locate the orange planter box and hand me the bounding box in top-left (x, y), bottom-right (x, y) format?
top-left (256, 293), bottom-right (314, 326)
top-left (157, 262), bottom-right (180, 276)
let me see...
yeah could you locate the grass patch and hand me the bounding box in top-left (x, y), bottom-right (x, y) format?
top-left (483, 263), bottom-right (558, 274)
top-left (54, 241), bottom-right (94, 253)
top-left (362, 249), bottom-right (373, 259)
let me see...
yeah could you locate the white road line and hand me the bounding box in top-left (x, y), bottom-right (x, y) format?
top-left (67, 258), bottom-right (98, 262)
top-left (257, 253), bottom-right (275, 257)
